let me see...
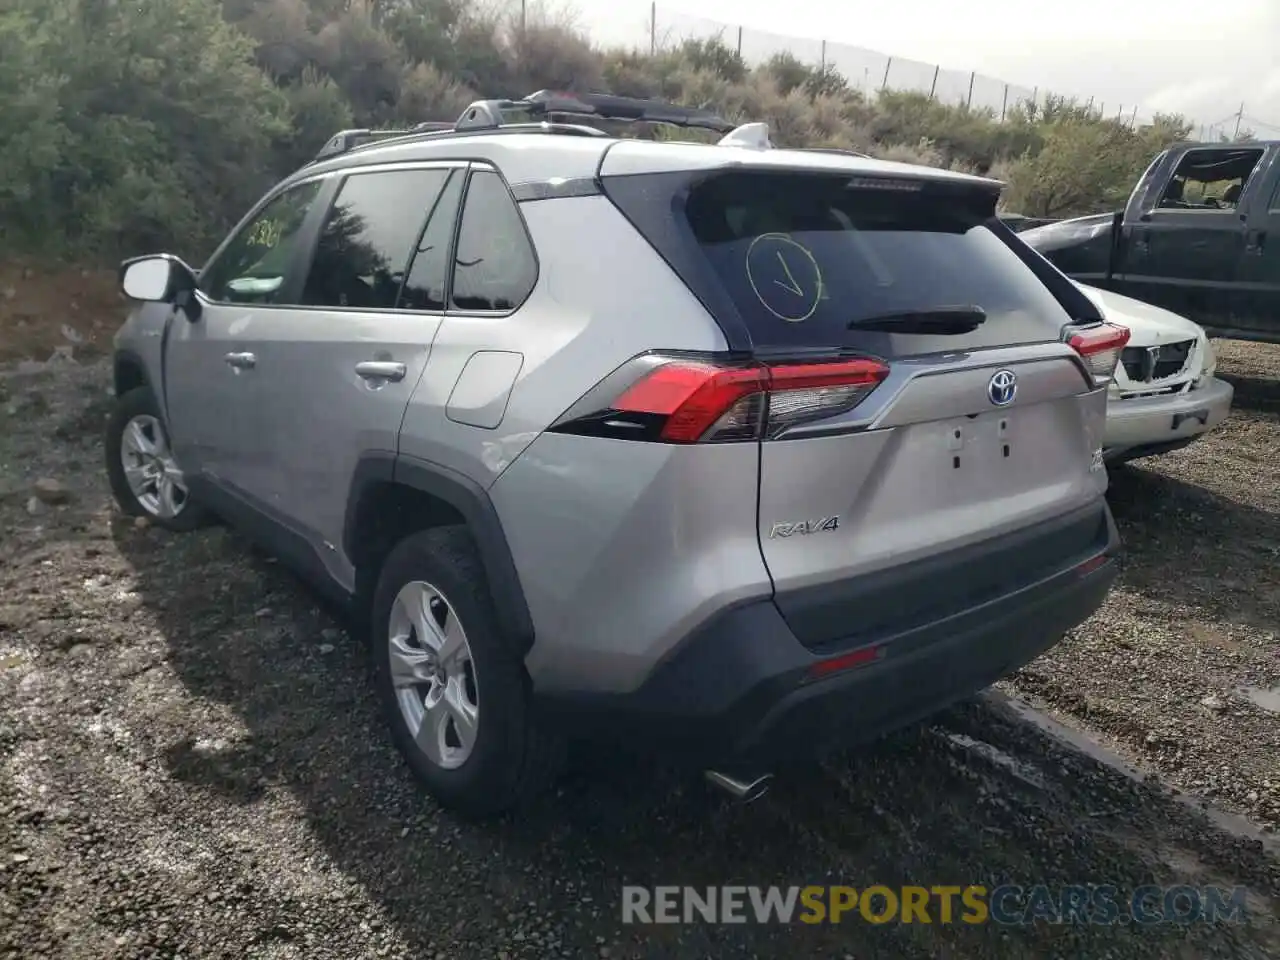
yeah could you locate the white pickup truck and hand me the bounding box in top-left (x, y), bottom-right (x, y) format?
top-left (1078, 283), bottom-right (1235, 463)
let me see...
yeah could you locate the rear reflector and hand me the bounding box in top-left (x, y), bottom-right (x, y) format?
top-left (1066, 322), bottom-right (1130, 385)
top-left (552, 354), bottom-right (890, 444)
top-left (1074, 554), bottom-right (1110, 577)
top-left (808, 644), bottom-right (884, 679)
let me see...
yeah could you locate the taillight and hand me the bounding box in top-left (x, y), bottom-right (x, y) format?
top-left (612, 362), bottom-right (766, 443)
top-left (549, 354), bottom-right (889, 443)
top-left (762, 360), bottom-right (889, 439)
top-left (1065, 322), bottom-right (1130, 386)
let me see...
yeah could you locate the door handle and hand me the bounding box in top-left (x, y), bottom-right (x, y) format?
top-left (1246, 229), bottom-right (1268, 254)
top-left (355, 361), bottom-right (406, 383)
top-left (224, 351), bottom-right (256, 370)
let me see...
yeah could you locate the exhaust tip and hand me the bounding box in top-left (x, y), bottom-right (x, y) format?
top-left (705, 769), bottom-right (773, 803)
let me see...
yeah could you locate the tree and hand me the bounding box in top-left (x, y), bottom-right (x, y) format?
top-left (1002, 120), bottom-right (1177, 217)
top-left (0, 0), bottom-right (289, 257)
top-left (1, 0), bottom-right (1203, 260)
top-left (677, 36), bottom-right (747, 84)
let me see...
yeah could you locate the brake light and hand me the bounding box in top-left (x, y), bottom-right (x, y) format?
top-left (613, 363), bottom-right (766, 442)
top-left (1066, 322), bottom-right (1130, 385)
top-left (550, 355), bottom-right (890, 443)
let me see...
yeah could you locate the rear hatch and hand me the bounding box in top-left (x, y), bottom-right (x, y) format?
top-left (598, 150), bottom-right (1123, 650)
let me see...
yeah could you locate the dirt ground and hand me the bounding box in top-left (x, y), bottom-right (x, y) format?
top-left (0, 271), bottom-right (1278, 959)
top-left (0, 260), bottom-right (120, 363)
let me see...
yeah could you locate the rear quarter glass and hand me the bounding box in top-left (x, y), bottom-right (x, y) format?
top-left (681, 171), bottom-right (1075, 357)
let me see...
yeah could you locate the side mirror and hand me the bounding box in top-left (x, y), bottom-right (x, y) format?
top-left (119, 254), bottom-right (201, 320)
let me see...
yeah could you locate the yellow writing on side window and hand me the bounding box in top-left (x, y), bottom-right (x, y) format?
top-left (247, 218), bottom-right (283, 248)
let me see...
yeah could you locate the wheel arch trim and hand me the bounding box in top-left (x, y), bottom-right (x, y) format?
top-left (344, 452), bottom-right (536, 655)
top-left (113, 348), bottom-right (153, 396)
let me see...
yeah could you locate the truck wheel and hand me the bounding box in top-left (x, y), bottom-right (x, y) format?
top-left (104, 387), bottom-right (211, 532)
top-left (371, 526), bottom-right (564, 818)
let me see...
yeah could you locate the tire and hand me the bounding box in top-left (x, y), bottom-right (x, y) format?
top-left (371, 526), bottom-right (564, 819)
top-left (105, 386), bottom-right (211, 532)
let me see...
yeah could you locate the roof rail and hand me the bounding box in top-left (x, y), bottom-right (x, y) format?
top-left (313, 125), bottom-right (452, 163)
top-left (312, 90), bottom-right (737, 164)
top-left (455, 89), bottom-right (736, 135)
top-left (797, 147), bottom-right (872, 158)
top-left (411, 121), bottom-right (461, 134)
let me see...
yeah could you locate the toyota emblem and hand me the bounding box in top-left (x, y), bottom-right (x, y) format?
top-left (988, 369), bottom-right (1017, 406)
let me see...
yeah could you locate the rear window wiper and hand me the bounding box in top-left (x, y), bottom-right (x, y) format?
top-left (847, 306), bottom-right (986, 335)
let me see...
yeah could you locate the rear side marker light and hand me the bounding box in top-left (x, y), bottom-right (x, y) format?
top-left (1065, 322), bottom-right (1130, 386)
top-left (808, 644), bottom-right (884, 680)
top-left (1074, 554), bottom-right (1110, 577)
top-left (551, 354), bottom-right (890, 444)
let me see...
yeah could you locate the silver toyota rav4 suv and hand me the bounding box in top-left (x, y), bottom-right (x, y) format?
top-left (106, 91), bottom-right (1126, 818)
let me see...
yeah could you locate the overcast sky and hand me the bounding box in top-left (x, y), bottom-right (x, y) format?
top-left (563, 0), bottom-right (1280, 137)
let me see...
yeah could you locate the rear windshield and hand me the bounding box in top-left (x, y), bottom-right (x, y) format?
top-left (685, 172), bottom-right (1073, 350)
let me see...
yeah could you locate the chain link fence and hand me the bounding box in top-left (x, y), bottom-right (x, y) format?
top-left (579, 1), bottom-right (1164, 127)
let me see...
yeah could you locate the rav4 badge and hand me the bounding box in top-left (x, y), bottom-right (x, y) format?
top-left (769, 517), bottom-right (841, 538)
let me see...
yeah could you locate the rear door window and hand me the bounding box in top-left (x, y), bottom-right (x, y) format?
top-left (299, 168), bottom-right (453, 310)
top-left (397, 170), bottom-right (465, 312)
top-left (685, 172), bottom-right (1074, 351)
top-left (1268, 168), bottom-right (1280, 213)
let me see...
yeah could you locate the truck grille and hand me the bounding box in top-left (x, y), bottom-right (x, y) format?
top-left (1120, 339), bottom-right (1193, 383)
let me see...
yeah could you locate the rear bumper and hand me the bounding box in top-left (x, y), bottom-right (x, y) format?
top-left (1103, 376), bottom-right (1233, 458)
top-left (537, 503), bottom-right (1120, 767)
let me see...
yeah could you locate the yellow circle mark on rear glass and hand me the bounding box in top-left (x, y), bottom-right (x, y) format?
top-left (745, 233), bottom-right (824, 323)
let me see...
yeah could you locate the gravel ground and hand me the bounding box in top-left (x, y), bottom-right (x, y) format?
top-left (1, 338), bottom-right (1278, 959)
top-left (1009, 338), bottom-right (1280, 832)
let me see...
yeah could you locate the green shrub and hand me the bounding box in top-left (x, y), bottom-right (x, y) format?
top-left (0, 0), bottom-right (288, 259)
top-left (0, 0), bottom-right (1195, 260)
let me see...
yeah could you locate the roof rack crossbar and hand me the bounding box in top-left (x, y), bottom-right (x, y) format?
top-left (313, 90), bottom-right (737, 165)
top-left (455, 89), bottom-right (736, 135)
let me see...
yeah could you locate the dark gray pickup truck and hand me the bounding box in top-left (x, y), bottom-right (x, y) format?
top-left (1019, 140), bottom-right (1280, 344)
